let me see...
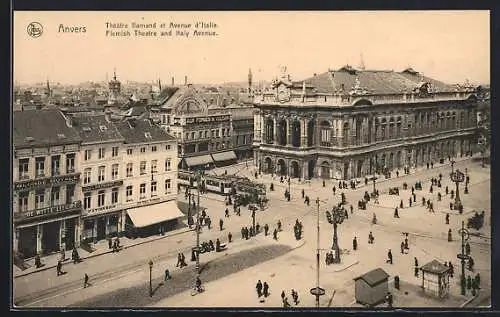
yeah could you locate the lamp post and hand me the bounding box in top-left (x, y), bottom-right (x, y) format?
top-left (457, 221), bottom-right (470, 296)
top-left (450, 169), bottom-right (465, 210)
top-left (310, 197), bottom-right (325, 308)
top-left (326, 205), bottom-right (346, 263)
top-left (195, 172), bottom-right (202, 275)
top-left (148, 260), bottom-right (153, 297)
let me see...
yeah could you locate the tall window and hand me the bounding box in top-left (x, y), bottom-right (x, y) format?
top-left (51, 187), bottom-right (60, 205)
top-left (112, 164), bottom-right (119, 179)
top-left (151, 181), bottom-right (157, 196)
top-left (166, 144), bottom-right (172, 150)
top-left (66, 153), bottom-right (75, 173)
top-left (199, 131), bottom-right (203, 138)
top-left (140, 161), bottom-right (147, 175)
top-left (35, 189), bottom-right (45, 209)
top-left (97, 190), bottom-right (105, 207)
top-left (126, 163), bottom-right (133, 177)
top-left (98, 166), bottom-right (105, 182)
top-left (83, 192), bottom-right (91, 209)
top-left (51, 155), bottom-right (60, 176)
top-left (18, 158), bottom-right (29, 179)
top-left (152, 145), bottom-right (157, 152)
top-left (111, 187), bottom-right (119, 204)
top-left (139, 183), bottom-right (146, 199)
top-left (35, 157), bottom-right (45, 178)
top-left (18, 191), bottom-right (29, 212)
top-left (140, 147), bottom-right (146, 153)
top-left (83, 168), bottom-right (91, 184)
top-left (127, 148), bottom-right (133, 155)
top-left (84, 150), bottom-right (92, 161)
top-left (112, 147), bottom-right (119, 157)
top-left (165, 159), bottom-right (171, 171)
top-left (165, 179), bottom-right (171, 194)
top-left (66, 184), bottom-right (75, 204)
top-left (98, 148), bottom-right (105, 159)
top-left (151, 160), bottom-right (158, 173)
top-left (126, 185), bottom-right (133, 201)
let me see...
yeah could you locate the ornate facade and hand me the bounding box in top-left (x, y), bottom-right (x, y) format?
top-left (253, 66), bottom-right (479, 180)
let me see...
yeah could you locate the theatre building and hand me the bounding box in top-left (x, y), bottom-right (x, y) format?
top-left (13, 110), bottom-right (82, 259)
top-left (253, 66), bottom-right (479, 180)
top-left (114, 118), bottom-right (181, 237)
top-left (71, 115), bottom-right (125, 243)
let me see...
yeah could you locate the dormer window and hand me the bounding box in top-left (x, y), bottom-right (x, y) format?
top-left (99, 125), bottom-right (108, 132)
top-left (145, 132), bottom-right (152, 139)
top-left (57, 133), bottom-right (66, 139)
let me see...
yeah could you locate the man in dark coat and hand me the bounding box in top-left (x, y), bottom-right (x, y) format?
top-left (414, 257), bottom-right (419, 277)
top-left (228, 232), bottom-right (233, 243)
top-left (352, 237), bottom-right (358, 250)
top-left (84, 273), bottom-right (90, 288)
top-left (263, 282), bottom-right (269, 297)
top-left (164, 269), bottom-right (172, 281)
top-left (256, 280), bottom-right (263, 297)
top-left (387, 249), bottom-right (393, 264)
top-left (273, 229), bottom-right (278, 240)
top-left (219, 218), bottom-right (224, 231)
top-left (394, 207), bottom-right (399, 218)
top-left (264, 224), bottom-right (269, 236)
top-left (445, 213), bottom-right (450, 225)
top-left (56, 260), bottom-right (63, 276)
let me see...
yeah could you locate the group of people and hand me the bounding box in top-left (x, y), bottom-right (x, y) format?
top-left (108, 236), bottom-right (121, 252)
top-left (294, 219), bottom-right (303, 241)
top-left (281, 289), bottom-right (299, 307)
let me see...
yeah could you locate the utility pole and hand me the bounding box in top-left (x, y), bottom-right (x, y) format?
top-left (457, 221), bottom-right (470, 296)
top-left (195, 173), bottom-right (201, 275)
top-left (310, 197), bottom-right (325, 308)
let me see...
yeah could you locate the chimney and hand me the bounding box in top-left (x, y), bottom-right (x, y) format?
top-left (184, 76), bottom-right (188, 85)
top-left (171, 77), bottom-right (175, 86)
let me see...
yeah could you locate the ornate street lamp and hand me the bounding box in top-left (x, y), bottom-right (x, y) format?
top-left (326, 205), bottom-right (346, 263)
top-left (148, 260), bottom-right (153, 297)
top-left (450, 169), bottom-right (465, 211)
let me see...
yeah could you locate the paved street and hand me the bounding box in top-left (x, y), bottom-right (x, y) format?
top-left (13, 157), bottom-right (491, 308)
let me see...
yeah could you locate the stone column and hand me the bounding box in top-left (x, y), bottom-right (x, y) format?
top-left (287, 118), bottom-right (292, 146)
top-left (302, 161), bottom-right (308, 180)
top-left (273, 118), bottom-right (277, 144)
top-left (36, 224), bottom-right (42, 254)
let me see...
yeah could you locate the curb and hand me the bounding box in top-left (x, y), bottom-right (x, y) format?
top-left (332, 260), bottom-right (360, 273)
top-left (14, 228), bottom-right (194, 279)
top-left (460, 292), bottom-right (479, 307)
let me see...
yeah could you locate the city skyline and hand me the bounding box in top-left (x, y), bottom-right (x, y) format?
top-left (14, 11), bottom-right (489, 86)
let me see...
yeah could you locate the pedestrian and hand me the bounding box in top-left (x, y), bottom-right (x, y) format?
top-left (256, 280), bottom-right (263, 298)
top-left (449, 262), bottom-right (454, 278)
top-left (353, 236), bottom-right (358, 251)
top-left (431, 162), bottom-right (434, 168)
top-left (448, 229), bottom-right (452, 242)
top-left (404, 237), bottom-right (409, 250)
top-left (387, 249), bottom-right (393, 264)
top-left (264, 224), bottom-right (269, 236)
top-left (302, 189), bottom-right (305, 198)
top-left (180, 253), bottom-right (186, 267)
top-left (475, 273), bottom-right (480, 287)
top-left (368, 231), bottom-right (374, 244)
top-left (323, 180), bottom-right (326, 187)
top-left (228, 232), bottom-right (233, 243)
top-left (409, 197), bottom-right (412, 207)
top-left (350, 205), bottom-right (353, 214)
top-left (283, 297), bottom-right (291, 308)
top-left (465, 242), bottom-right (471, 255)
top-left (292, 289), bottom-right (299, 305)
top-left (281, 290), bottom-right (286, 301)
top-left (396, 170), bottom-right (399, 177)
top-left (219, 218), bottom-right (224, 231)
top-left (414, 257), bottom-right (419, 277)
top-left (400, 241), bottom-right (405, 254)
top-left (225, 208), bottom-right (229, 218)
top-left (207, 217), bottom-right (212, 229)
top-left (108, 237), bottom-right (113, 249)
top-left (400, 200), bottom-right (403, 209)
top-left (176, 253), bottom-right (182, 267)
top-left (56, 260), bottom-right (63, 276)
top-left (386, 292), bottom-right (393, 308)
top-left (446, 186), bottom-right (449, 195)
top-left (394, 207), bottom-right (399, 218)
top-left (445, 213), bottom-right (450, 225)
top-left (273, 228), bottom-right (278, 240)
top-left (83, 273), bottom-right (90, 288)
top-left (263, 281), bottom-right (269, 297)
top-left (427, 162), bottom-right (429, 169)
top-left (164, 269), bottom-right (171, 281)
top-left (333, 186), bottom-right (336, 195)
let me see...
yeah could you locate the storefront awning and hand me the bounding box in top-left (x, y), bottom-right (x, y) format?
top-left (211, 151), bottom-right (237, 162)
top-left (185, 155), bottom-right (214, 167)
top-left (127, 201), bottom-right (185, 228)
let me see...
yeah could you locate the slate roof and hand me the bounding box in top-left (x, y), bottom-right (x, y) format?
top-left (114, 118), bottom-right (175, 144)
top-left (420, 260), bottom-right (451, 274)
top-left (302, 66), bottom-right (456, 95)
top-left (353, 268), bottom-right (389, 287)
top-left (71, 115), bottom-right (124, 144)
top-left (13, 109), bottom-right (81, 149)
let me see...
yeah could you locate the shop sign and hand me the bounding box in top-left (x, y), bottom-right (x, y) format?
top-left (15, 200), bottom-right (82, 221)
top-left (86, 204), bottom-right (118, 215)
top-left (82, 180), bottom-right (123, 192)
top-left (185, 115), bottom-right (230, 125)
top-left (14, 173), bottom-right (81, 191)
top-left (137, 197), bottom-right (161, 205)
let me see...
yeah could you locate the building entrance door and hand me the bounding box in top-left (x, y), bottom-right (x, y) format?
top-left (65, 218), bottom-right (76, 250)
top-left (97, 217), bottom-right (107, 240)
top-left (42, 221), bottom-right (60, 255)
top-left (19, 226), bottom-right (37, 258)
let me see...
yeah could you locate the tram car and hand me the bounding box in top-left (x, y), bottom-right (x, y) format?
top-left (178, 171), bottom-right (232, 195)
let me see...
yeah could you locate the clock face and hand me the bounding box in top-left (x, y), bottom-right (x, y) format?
top-left (277, 85), bottom-right (290, 103)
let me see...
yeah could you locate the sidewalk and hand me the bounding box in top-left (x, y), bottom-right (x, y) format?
top-left (14, 225), bottom-right (194, 279)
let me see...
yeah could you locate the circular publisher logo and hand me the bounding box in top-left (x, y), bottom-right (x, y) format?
top-left (27, 22), bottom-right (43, 38)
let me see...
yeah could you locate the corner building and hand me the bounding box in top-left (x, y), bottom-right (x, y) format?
top-left (253, 67), bottom-right (479, 180)
top-left (13, 110), bottom-right (82, 258)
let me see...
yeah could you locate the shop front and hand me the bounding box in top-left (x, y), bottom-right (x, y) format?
top-left (14, 201), bottom-right (81, 259)
top-left (81, 206), bottom-right (123, 243)
top-left (125, 200), bottom-right (185, 238)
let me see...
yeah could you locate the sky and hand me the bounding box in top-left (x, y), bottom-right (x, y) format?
top-left (13, 11), bottom-right (490, 86)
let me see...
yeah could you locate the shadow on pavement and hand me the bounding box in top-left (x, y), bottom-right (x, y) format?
top-left (69, 244), bottom-right (292, 308)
